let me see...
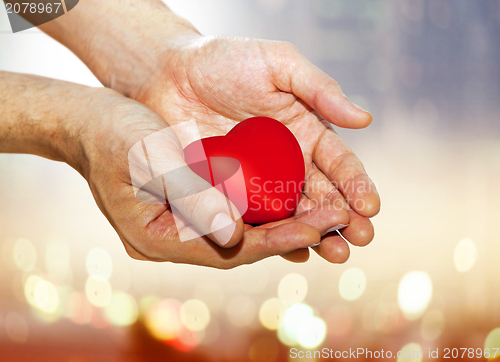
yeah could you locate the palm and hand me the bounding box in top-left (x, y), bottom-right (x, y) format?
top-left (135, 36), bottom-right (380, 264)
top-left (142, 36), bottom-right (327, 189)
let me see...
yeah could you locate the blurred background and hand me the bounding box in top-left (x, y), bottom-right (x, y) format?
top-left (1, 0), bottom-right (500, 361)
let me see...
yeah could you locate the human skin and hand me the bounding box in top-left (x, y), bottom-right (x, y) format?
top-left (0, 71), bottom-right (354, 268)
top-left (38, 0), bottom-right (381, 263)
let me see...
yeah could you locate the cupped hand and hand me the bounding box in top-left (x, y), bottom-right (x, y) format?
top-left (131, 35), bottom-right (381, 264)
top-left (80, 89), bottom-right (350, 268)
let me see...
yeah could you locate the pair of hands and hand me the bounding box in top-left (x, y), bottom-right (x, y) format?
top-left (77, 36), bottom-right (380, 268)
top-left (34, 1), bottom-right (380, 268)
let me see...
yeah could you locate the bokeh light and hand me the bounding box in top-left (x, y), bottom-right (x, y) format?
top-left (139, 295), bottom-right (160, 316)
top-left (104, 291), bottom-right (138, 327)
top-left (420, 309), bottom-right (445, 341)
top-left (143, 297), bottom-right (205, 351)
top-left (33, 279), bottom-right (59, 313)
top-left (259, 298), bottom-right (287, 330)
top-left (180, 299), bottom-right (210, 332)
top-left (339, 268), bottom-right (366, 301)
top-left (454, 238), bottom-right (477, 272)
top-left (85, 275), bottom-right (112, 308)
top-left (12, 238), bottom-right (37, 272)
top-left (278, 273), bottom-right (308, 305)
top-left (24, 274), bottom-right (43, 307)
top-left (397, 342), bottom-right (423, 362)
top-left (24, 275), bottom-right (59, 314)
top-left (277, 323), bottom-right (296, 347)
top-left (278, 303), bottom-right (327, 349)
top-left (279, 303), bottom-right (313, 347)
top-left (484, 328), bottom-right (500, 361)
top-left (145, 298), bottom-right (182, 341)
top-left (296, 316), bottom-right (327, 349)
top-left (86, 248), bottom-right (113, 280)
top-left (398, 271), bottom-right (432, 320)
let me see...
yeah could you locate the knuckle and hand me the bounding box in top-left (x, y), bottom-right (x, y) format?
top-left (323, 187), bottom-right (343, 205)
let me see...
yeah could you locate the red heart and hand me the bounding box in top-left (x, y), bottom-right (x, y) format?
top-left (183, 117), bottom-right (305, 224)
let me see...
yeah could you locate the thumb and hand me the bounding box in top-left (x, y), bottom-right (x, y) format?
top-left (271, 43), bottom-right (373, 129)
top-left (128, 127), bottom-right (244, 247)
top-left (163, 164), bottom-right (244, 247)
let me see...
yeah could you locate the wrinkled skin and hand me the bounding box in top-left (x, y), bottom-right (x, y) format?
top-left (98, 35), bottom-right (380, 266)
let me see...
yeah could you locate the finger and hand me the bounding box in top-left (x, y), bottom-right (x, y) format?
top-left (281, 248), bottom-right (310, 263)
top-left (292, 193), bottom-right (319, 215)
top-left (271, 43), bottom-right (372, 129)
top-left (140, 222), bottom-right (320, 268)
top-left (339, 210), bottom-right (375, 247)
top-left (303, 163), bottom-right (348, 210)
top-left (163, 168), bottom-right (244, 247)
top-left (311, 233), bottom-right (350, 264)
top-left (258, 202), bottom-right (349, 237)
top-left (266, 196), bottom-right (349, 261)
top-left (313, 128), bottom-right (380, 218)
top-left (129, 127), bottom-right (244, 248)
top-left (303, 164), bottom-right (376, 247)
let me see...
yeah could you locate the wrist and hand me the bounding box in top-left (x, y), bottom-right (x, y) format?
top-left (91, 16), bottom-right (201, 98)
top-left (113, 22), bottom-right (202, 100)
top-left (75, 88), bottom-right (173, 182)
top-left (0, 71), bottom-right (112, 176)
top-left (40, 0), bottom-right (202, 97)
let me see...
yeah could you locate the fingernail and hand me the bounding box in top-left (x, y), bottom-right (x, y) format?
top-left (352, 103), bottom-right (369, 113)
top-left (211, 213), bottom-right (236, 246)
top-left (326, 224), bottom-right (349, 234)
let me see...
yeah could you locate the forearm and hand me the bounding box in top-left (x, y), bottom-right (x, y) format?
top-left (0, 71), bottom-right (102, 173)
top-left (39, 0), bottom-right (200, 97)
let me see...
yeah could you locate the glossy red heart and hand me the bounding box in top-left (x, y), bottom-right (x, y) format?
top-left (183, 117), bottom-right (305, 224)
